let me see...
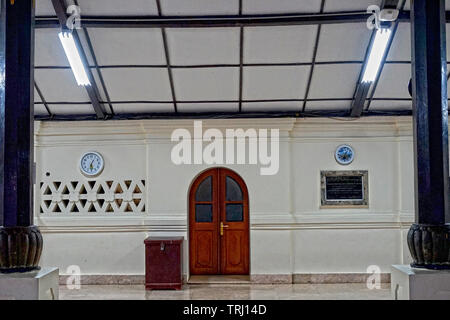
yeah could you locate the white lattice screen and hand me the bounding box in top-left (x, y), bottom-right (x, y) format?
top-left (39, 180), bottom-right (146, 214)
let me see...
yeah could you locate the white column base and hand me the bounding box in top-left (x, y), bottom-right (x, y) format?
top-left (391, 265), bottom-right (450, 300)
top-left (0, 267), bottom-right (59, 300)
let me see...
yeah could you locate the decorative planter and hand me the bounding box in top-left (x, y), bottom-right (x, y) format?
top-left (0, 225), bottom-right (43, 273)
top-left (407, 223), bottom-right (450, 269)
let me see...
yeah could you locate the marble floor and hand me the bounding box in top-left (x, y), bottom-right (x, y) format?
top-left (60, 283), bottom-right (392, 300)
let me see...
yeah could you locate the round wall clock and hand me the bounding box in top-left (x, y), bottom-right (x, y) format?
top-left (335, 145), bottom-right (354, 165)
top-left (80, 151), bottom-right (104, 177)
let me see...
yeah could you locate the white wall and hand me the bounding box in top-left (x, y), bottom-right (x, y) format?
top-left (34, 117), bottom-right (415, 276)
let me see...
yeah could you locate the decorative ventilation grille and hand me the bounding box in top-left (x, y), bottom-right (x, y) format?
top-left (39, 180), bottom-right (146, 214)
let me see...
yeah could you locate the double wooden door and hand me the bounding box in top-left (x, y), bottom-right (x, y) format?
top-left (189, 168), bottom-right (249, 275)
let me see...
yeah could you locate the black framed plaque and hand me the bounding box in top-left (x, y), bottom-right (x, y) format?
top-left (320, 171), bottom-right (368, 207)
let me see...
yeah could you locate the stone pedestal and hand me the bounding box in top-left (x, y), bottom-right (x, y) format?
top-left (391, 265), bottom-right (450, 300)
top-left (0, 267), bottom-right (59, 300)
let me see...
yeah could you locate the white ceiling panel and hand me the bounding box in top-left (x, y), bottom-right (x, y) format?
top-left (373, 64), bottom-right (411, 98)
top-left (324, 0), bottom-right (382, 12)
top-left (244, 26), bottom-right (317, 63)
top-left (316, 23), bottom-right (371, 62)
top-left (35, 69), bottom-right (90, 102)
top-left (305, 100), bottom-right (352, 111)
top-left (387, 23), bottom-right (411, 61)
top-left (167, 28), bottom-right (240, 65)
top-left (102, 68), bottom-right (173, 101)
top-left (87, 29), bottom-right (166, 65)
top-left (173, 68), bottom-right (239, 101)
top-left (77, 0), bottom-right (159, 16)
top-left (243, 66), bottom-right (310, 100)
top-left (34, 104), bottom-right (49, 116)
top-left (242, 101), bottom-right (301, 111)
top-left (35, 29), bottom-right (69, 67)
top-left (48, 104), bottom-right (96, 115)
top-left (178, 103), bottom-right (239, 112)
top-left (389, 24), bottom-right (450, 62)
top-left (113, 103), bottom-right (174, 114)
top-left (36, 0), bottom-right (55, 16)
top-left (243, 0), bottom-right (322, 14)
top-left (308, 64), bottom-right (361, 99)
top-left (369, 100), bottom-right (412, 111)
top-left (160, 0), bottom-right (239, 15)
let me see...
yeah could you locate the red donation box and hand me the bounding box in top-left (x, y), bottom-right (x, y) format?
top-left (144, 236), bottom-right (184, 290)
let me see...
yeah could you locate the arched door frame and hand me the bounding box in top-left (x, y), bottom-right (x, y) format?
top-left (188, 167), bottom-right (250, 277)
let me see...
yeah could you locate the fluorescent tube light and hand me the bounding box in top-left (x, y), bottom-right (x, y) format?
top-left (362, 28), bottom-right (392, 83)
top-left (58, 32), bottom-right (90, 86)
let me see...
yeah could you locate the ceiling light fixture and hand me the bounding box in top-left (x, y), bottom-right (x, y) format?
top-left (58, 32), bottom-right (90, 86)
top-left (361, 28), bottom-right (392, 83)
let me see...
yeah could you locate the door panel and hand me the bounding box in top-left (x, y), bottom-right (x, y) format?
top-left (189, 169), bottom-right (219, 275)
top-left (219, 169), bottom-right (249, 275)
top-left (222, 230), bottom-right (249, 273)
top-left (190, 168), bottom-right (249, 275)
top-left (195, 231), bottom-right (214, 267)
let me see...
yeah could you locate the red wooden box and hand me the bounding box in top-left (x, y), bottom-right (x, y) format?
top-left (144, 236), bottom-right (184, 290)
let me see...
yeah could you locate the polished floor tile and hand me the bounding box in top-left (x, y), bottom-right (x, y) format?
top-left (59, 283), bottom-right (391, 300)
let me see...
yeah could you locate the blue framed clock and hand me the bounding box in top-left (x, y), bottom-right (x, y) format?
top-left (80, 151), bottom-right (104, 177)
top-left (335, 145), bottom-right (354, 165)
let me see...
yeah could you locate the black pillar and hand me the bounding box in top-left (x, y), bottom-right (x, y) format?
top-left (0, 0), bottom-right (43, 273)
top-left (408, 0), bottom-right (450, 269)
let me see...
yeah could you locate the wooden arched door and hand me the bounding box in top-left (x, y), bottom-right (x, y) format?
top-left (189, 168), bottom-right (249, 275)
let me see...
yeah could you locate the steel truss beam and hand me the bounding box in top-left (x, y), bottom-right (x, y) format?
top-left (350, 0), bottom-right (404, 117)
top-left (34, 7), bottom-right (441, 121)
top-left (51, 0), bottom-right (107, 119)
top-left (34, 109), bottom-right (412, 122)
top-left (35, 10), bottom-right (414, 29)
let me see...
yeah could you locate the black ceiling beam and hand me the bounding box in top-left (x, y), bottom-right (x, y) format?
top-left (51, 0), bottom-right (107, 119)
top-left (238, 0), bottom-right (244, 112)
top-left (238, 27), bottom-right (244, 112)
top-left (80, 28), bottom-right (114, 115)
top-left (34, 109), bottom-right (413, 122)
top-left (302, 0), bottom-right (326, 113)
top-left (350, 82), bottom-right (372, 117)
top-left (365, 1), bottom-right (407, 113)
top-left (72, 0), bottom-right (114, 115)
top-left (35, 97), bottom-right (417, 106)
top-left (34, 82), bottom-right (52, 117)
top-left (35, 10), bottom-right (414, 28)
top-left (350, 0), bottom-right (404, 117)
top-left (156, 0), bottom-right (178, 113)
top-left (34, 60), bottom-right (421, 70)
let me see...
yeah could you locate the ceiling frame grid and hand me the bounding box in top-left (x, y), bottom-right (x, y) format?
top-left (32, 0), bottom-right (450, 120)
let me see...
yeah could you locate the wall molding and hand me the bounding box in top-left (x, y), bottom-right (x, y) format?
top-left (58, 273), bottom-right (391, 285)
top-left (35, 117), bottom-right (418, 138)
top-left (33, 117), bottom-right (418, 150)
top-left (293, 273), bottom-right (390, 284)
top-left (36, 118), bottom-right (297, 136)
top-left (37, 222), bottom-right (413, 234)
top-left (36, 211), bottom-right (414, 233)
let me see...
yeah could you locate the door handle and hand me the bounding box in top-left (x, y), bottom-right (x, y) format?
top-left (220, 222), bottom-right (229, 236)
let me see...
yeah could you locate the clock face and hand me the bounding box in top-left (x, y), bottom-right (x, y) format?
top-left (335, 145), bottom-right (354, 165)
top-left (80, 152), bottom-right (104, 177)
